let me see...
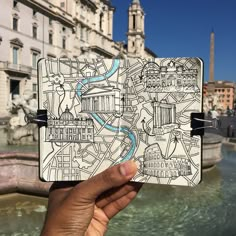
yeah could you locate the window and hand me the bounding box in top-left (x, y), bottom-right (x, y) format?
top-left (49, 32), bottom-right (53, 45)
top-left (33, 10), bottom-right (37, 17)
top-left (60, 1), bottom-right (65, 8)
top-left (12, 47), bottom-right (19, 64)
top-left (49, 18), bottom-right (52, 25)
top-left (13, 17), bottom-right (18, 31)
top-left (32, 52), bottom-right (38, 68)
top-left (62, 26), bottom-right (66, 32)
top-left (62, 37), bottom-right (66, 49)
top-left (13, 0), bottom-right (18, 8)
top-left (33, 25), bottom-right (37, 39)
top-left (99, 13), bottom-right (103, 31)
top-left (133, 15), bottom-right (136, 29)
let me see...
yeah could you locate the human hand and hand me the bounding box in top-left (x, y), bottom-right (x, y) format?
top-left (41, 160), bottom-right (142, 236)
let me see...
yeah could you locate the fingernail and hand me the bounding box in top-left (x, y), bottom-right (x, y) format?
top-left (119, 161), bottom-right (136, 176)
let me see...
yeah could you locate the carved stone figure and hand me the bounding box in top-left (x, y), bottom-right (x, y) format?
top-left (6, 90), bottom-right (38, 145)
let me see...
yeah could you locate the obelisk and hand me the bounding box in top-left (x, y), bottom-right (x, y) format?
top-left (208, 30), bottom-right (215, 93)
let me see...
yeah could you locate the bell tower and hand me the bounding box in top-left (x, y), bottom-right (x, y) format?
top-left (127, 0), bottom-right (145, 57)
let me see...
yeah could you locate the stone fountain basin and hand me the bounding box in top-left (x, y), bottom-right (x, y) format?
top-left (202, 133), bottom-right (223, 169)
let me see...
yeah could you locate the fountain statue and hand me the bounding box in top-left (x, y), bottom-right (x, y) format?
top-left (6, 89), bottom-right (38, 145)
top-left (203, 93), bottom-right (224, 115)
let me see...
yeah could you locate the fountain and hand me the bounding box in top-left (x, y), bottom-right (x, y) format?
top-left (0, 90), bottom-right (51, 196)
top-left (5, 90), bottom-right (38, 145)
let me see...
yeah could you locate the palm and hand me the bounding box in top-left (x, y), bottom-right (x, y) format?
top-left (41, 161), bottom-right (141, 236)
top-left (86, 182), bottom-right (142, 236)
top-left (85, 207), bottom-right (109, 236)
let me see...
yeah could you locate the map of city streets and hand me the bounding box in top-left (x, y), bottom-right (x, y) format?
top-left (38, 57), bottom-right (203, 186)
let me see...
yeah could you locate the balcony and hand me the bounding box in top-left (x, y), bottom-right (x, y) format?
top-left (2, 62), bottom-right (32, 77)
top-left (89, 31), bottom-right (117, 58)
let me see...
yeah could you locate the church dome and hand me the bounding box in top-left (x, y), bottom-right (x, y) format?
top-left (60, 105), bottom-right (74, 120)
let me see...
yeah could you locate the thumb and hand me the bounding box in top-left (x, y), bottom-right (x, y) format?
top-left (70, 160), bottom-right (137, 202)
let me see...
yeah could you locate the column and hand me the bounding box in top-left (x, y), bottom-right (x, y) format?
top-left (101, 96), bottom-right (104, 111)
top-left (90, 97), bottom-right (93, 111)
top-left (112, 95), bottom-right (115, 111)
top-left (137, 11), bottom-right (141, 31)
top-left (108, 10), bottom-right (113, 38)
top-left (142, 14), bottom-right (145, 33)
top-left (172, 105), bottom-right (176, 123)
top-left (157, 104), bottom-right (161, 127)
top-left (106, 96), bottom-right (110, 111)
top-left (99, 96), bottom-right (102, 112)
top-left (128, 12), bottom-right (133, 31)
top-left (153, 102), bottom-right (157, 128)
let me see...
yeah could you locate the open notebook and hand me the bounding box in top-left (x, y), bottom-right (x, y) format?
top-left (38, 57), bottom-right (203, 186)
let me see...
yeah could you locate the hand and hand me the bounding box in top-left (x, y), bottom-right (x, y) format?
top-left (41, 161), bottom-right (142, 236)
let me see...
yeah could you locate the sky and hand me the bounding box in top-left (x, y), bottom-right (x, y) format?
top-left (112, 0), bottom-right (236, 82)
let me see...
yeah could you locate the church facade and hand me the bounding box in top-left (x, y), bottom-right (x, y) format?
top-left (46, 106), bottom-right (94, 143)
top-left (0, 0), bottom-right (156, 118)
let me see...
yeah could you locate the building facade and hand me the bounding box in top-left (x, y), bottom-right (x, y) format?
top-left (46, 106), bottom-right (94, 142)
top-left (152, 98), bottom-right (177, 135)
top-left (204, 81), bottom-right (235, 110)
top-left (204, 31), bottom-right (235, 111)
top-left (0, 0), bottom-right (156, 118)
top-left (81, 86), bottom-right (121, 114)
top-left (142, 61), bottom-right (198, 93)
top-left (143, 143), bottom-right (191, 178)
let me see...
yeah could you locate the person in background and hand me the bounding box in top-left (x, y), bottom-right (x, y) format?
top-left (210, 106), bottom-right (219, 119)
top-left (41, 160), bottom-right (142, 236)
top-left (210, 106), bottom-right (221, 128)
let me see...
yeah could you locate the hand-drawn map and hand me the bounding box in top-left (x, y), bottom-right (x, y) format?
top-left (38, 57), bottom-right (203, 186)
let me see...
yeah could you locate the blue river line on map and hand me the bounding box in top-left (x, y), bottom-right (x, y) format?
top-left (76, 59), bottom-right (137, 162)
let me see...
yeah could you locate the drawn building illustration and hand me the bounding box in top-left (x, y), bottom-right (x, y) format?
top-left (152, 98), bottom-right (178, 135)
top-left (122, 79), bottom-right (135, 112)
top-left (46, 106), bottom-right (94, 142)
top-left (142, 61), bottom-right (198, 92)
top-left (143, 143), bottom-right (192, 178)
top-left (81, 86), bottom-right (120, 113)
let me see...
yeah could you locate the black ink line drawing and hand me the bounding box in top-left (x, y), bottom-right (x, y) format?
top-left (142, 60), bottom-right (199, 93)
top-left (143, 142), bottom-right (191, 178)
top-left (46, 106), bottom-right (94, 143)
top-left (152, 98), bottom-right (178, 135)
top-left (38, 57), bottom-right (202, 186)
top-left (141, 118), bottom-right (155, 137)
top-left (81, 86), bottom-right (121, 114)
